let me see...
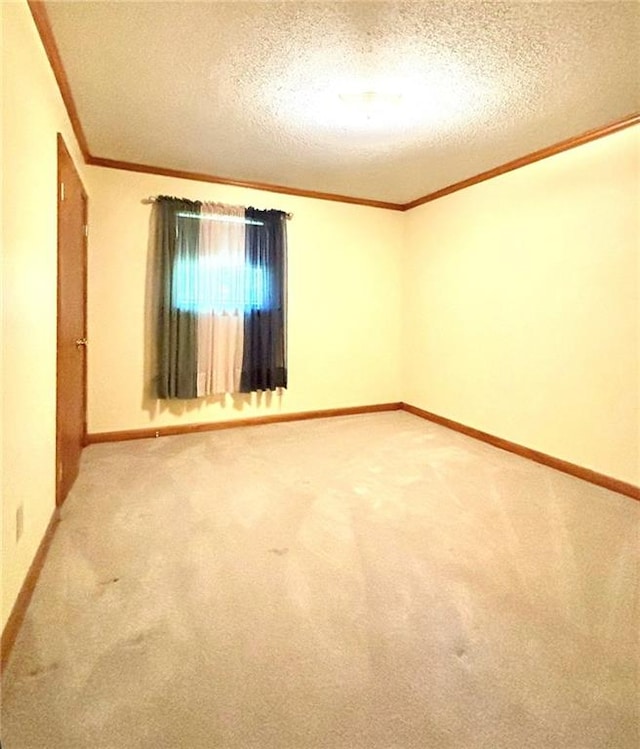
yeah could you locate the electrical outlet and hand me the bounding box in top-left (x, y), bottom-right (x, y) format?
top-left (16, 504), bottom-right (24, 542)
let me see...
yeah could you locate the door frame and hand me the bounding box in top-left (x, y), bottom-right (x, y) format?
top-left (56, 133), bottom-right (88, 506)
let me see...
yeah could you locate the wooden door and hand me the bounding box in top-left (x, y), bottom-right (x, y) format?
top-left (56, 134), bottom-right (88, 506)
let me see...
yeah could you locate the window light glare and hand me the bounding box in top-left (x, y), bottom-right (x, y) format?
top-left (173, 255), bottom-right (268, 314)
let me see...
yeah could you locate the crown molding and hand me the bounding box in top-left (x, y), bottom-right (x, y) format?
top-left (403, 112), bottom-right (640, 210)
top-left (86, 156), bottom-right (404, 210)
top-left (27, 1), bottom-right (91, 161)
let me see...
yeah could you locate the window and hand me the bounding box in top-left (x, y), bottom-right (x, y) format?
top-left (153, 197), bottom-right (287, 399)
top-left (172, 254), bottom-right (268, 314)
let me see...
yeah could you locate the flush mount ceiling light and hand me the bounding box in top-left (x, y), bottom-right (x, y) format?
top-left (284, 65), bottom-right (498, 143)
top-left (338, 90), bottom-right (405, 123)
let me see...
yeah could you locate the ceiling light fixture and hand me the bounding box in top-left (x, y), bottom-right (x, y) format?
top-left (283, 66), bottom-right (495, 141)
top-left (338, 90), bottom-right (404, 122)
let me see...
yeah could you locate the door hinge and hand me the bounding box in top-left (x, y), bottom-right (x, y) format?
top-left (60, 182), bottom-right (65, 201)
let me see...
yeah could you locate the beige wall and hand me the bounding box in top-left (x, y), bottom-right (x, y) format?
top-left (1, 0), bottom-right (87, 628)
top-left (404, 126), bottom-right (640, 485)
top-left (84, 167), bottom-right (404, 433)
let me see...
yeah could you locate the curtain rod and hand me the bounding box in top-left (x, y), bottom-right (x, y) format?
top-left (142, 197), bottom-right (293, 220)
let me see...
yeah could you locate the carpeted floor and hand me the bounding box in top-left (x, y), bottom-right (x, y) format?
top-left (2, 412), bottom-right (639, 749)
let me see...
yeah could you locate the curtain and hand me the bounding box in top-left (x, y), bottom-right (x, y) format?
top-left (240, 208), bottom-right (288, 393)
top-left (154, 197), bottom-right (287, 399)
top-left (156, 197), bottom-right (201, 399)
top-left (196, 202), bottom-right (245, 396)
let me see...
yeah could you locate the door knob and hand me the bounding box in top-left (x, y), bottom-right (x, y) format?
top-left (75, 338), bottom-right (88, 349)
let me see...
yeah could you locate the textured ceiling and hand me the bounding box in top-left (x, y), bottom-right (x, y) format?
top-left (44, 1), bottom-right (639, 204)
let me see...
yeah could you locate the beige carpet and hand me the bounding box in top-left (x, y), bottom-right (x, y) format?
top-left (2, 412), bottom-right (639, 749)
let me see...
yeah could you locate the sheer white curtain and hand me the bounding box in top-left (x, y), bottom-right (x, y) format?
top-left (196, 203), bottom-right (245, 396)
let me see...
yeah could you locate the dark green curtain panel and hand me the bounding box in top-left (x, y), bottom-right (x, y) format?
top-left (240, 208), bottom-right (288, 393)
top-left (154, 198), bottom-right (287, 399)
top-left (156, 196), bottom-right (201, 399)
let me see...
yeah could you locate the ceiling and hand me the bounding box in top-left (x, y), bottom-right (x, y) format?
top-left (44, 1), bottom-right (639, 205)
